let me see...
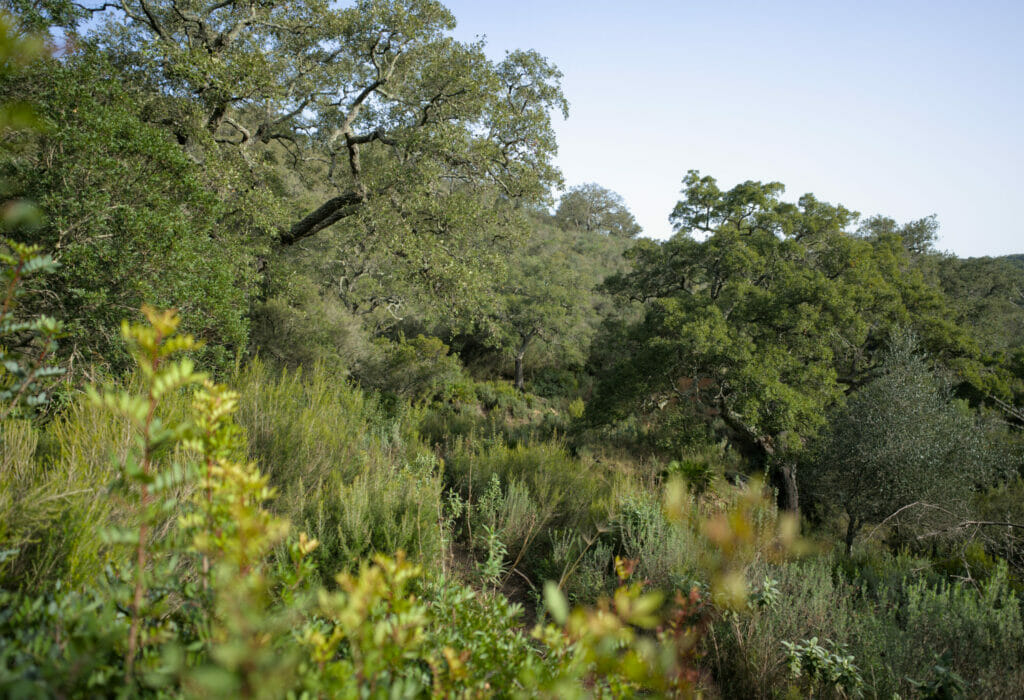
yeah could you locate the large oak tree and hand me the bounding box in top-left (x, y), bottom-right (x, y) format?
top-left (592, 171), bottom-right (985, 511)
top-left (87, 0), bottom-right (567, 252)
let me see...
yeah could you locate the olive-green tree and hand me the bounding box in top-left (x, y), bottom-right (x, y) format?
top-left (490, 244), bottom-right (583, 392)
top-left (555, 183), bottom-right (642, 239)
top-left (803, 336), bottom-right (1005, 552)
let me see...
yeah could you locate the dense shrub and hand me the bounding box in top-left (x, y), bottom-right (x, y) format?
top-left (711, 552), bottom-right (1024, 698)
top-left (0, 311), bottom-right (796, 698)
top-left (2, 55), bottom-right (261, 373)
top-left (802, 338), bottom-right (1008, 552)
top-left (363, 334), bottom-right (465, 403)
top-left (0, 382), bottom-right (195, 589)
top-left (233, 360), bottom-right (443, 575)
top-left (444, 438), bottom-right (614, 538)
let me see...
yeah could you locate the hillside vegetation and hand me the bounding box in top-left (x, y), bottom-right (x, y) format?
top-left (2, 3), bottom-right (1023, 697)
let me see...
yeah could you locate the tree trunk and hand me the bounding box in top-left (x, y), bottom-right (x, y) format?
top-left (773, 461), bottom-right (799, 513)
top-left (844, 513), bottom-right (859, 554)
top-left (717, 406), bottom-right (800, 512)
top-left (281, 190), bottom-right (366, 245)
top-left (514, 335), bottom-right (534, 392)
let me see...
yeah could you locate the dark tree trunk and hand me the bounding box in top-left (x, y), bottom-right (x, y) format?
top-left (281, 191), bottom-right (366, 245)
top-left (772, 461), bottom-right (799, 513)
top-left (844, 513), bottom-right (859, 554)
top-left (718, 406), bottom-right (800, 512)
top-left (514, 352), bottom-right (525, 392)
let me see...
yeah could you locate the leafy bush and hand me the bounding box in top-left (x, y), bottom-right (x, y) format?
top-left (2, 55), bottom-right (261, 373)
top-left (529, 365), bottom-right (580, 398)
top-left (0, 309), bottom-right (804, 697)
top-left (0, 585), bottom-right (131, 697)
top-left (781, 637), bottom-right (864, 699)
top-left (0, 238), bottom-right (65, 420)
top-left (802, 337), bottom-right (1007, 552)
top-left (444, 438), bottom-right (613, 541)
top-left (250, 284), bottom-right (379, 372)
top-left (364, 334), bottom-right (465, 403)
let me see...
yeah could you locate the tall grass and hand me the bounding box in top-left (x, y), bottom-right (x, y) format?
top-left (2, 361), bottom-right (446, 588)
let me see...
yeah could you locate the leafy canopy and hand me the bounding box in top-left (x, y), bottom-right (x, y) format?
top-left (593, 171), bottom-right (983, 508)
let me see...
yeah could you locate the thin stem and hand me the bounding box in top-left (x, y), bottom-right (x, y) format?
top-left (125, 333), bottom-right (163, 681)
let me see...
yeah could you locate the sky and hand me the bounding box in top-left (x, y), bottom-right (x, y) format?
top-left (442, 0), bottom-right (1023, 257)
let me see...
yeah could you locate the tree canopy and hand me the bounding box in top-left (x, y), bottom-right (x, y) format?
top-left (555, 183), bottom-right (641, 238)
top-left (803, 336), bottom-right (1006, 552)
top-left (87, 0), bottom-right (568, 248)
top-left (592, 171), bottom-right (987, 510)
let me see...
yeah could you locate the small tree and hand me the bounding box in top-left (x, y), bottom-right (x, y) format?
top-left (490, 248), bottom-right (583, 391)
top-left (555, 183), bottom-right (641, 238)
top-left (804, 336), bottom-right (1003, 552)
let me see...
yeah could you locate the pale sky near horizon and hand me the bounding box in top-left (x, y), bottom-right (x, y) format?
top-left (443, 1), bottom-right (1023, 257)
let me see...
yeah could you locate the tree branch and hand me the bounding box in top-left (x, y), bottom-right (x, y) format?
top-left (281, 190), bottom-right (366, 245)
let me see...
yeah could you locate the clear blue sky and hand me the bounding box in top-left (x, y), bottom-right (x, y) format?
top-left (443, 0), bottom-right (1023, 257)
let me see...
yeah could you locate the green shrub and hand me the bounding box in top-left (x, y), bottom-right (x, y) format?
top-left (445, 438), bottom-right (612, 538)
top-left (0, 585), bottom-right (132, 697)
top-left (781, 637), bottom-right (864, 699)
top-left (609, 490), bottom-right (701, 592)
top-left (233, 359), bottom-right (442, 575)
top-left (250, 284), bottom-right (379, 372)
top-left (528, 366), bottom-right (579, 399)
top-left (891, 561), bottom-right (1024, 696)
top-left (712, 552), bottom-right (1024, 699)
top-left (302, 454), bottom-right (443, 575)
top-left (364, 334), bottom-right (465, 403)
top-left (0, 377), bottom-right (197, 589)
top-left (417, 404), bottom-right (486, 445)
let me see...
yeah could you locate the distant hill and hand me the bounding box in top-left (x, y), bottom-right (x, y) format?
top-left (1003, 253), bottom-right (1024, 269)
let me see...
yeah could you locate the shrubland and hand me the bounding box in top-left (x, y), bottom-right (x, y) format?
top-left (2, 1), bottom-right (1024, 697)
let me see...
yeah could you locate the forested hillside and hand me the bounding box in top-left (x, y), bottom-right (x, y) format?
top-left (2, 2), bottom-right (1023, 698)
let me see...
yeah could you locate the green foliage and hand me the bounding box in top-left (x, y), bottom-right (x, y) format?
top-left (593, 171), bottom-right (985, 510)
top-left (555, 183), bottom-right (642, 238)
top-left (712, 552), bottom-right (1024, 698)
top-left (609, 490), bottom-right (701, 592)
top-left (0, 11), bottom-right (44, 131)
top-left (0, 585), bottom-right (131, 696)
top-left (974, 478), bottom-right (1024, 576)
top-left (0, 302), bottom-right (812, 697)
top-left (84, 0), bottom-right (569, 321)
top-left (445, 438), bottom-right (612, 539)
top-left (250, 281), bottom-right (378, 372)
top-left (781, 637), bottom-right (864, 698)
top-left (0, 238), bottom-right (64, 420)
top-left (87, 306), bottom-right (205, 677)
top-left (908, 653), bottom-right (968, 700)
top-left (0, 379), bottom-right (199, 589)
top-left (2, 0), bottom-right (1023, 691)
top-left (366, 333), bottom-right (464, 403)
top-left (2, 54), bottom-right (258, 372)
top-left (803, 335), bottom-right (1007, 551)
top-left (232, 359), bottom-right (443, 575)
top-left (485, 223), bottom-right (589, 391)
